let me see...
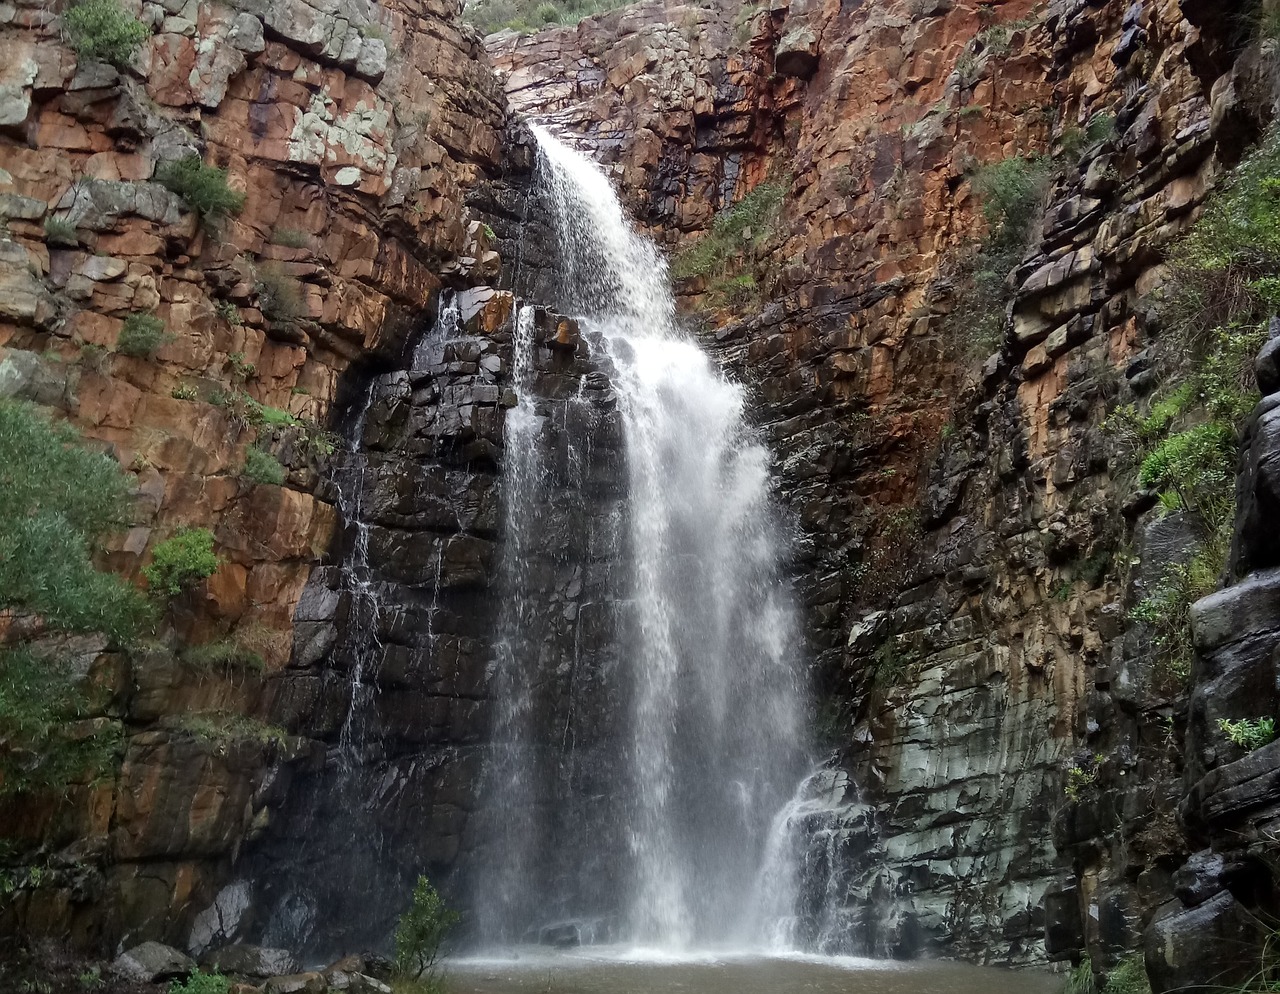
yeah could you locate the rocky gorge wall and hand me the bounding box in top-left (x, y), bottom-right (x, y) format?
top-left (0, 0), bottom-right (526, 952)
top-left (487, 0), bottom-right (1280, 979)
top-left (8, 0), bottom-right (1280, 984)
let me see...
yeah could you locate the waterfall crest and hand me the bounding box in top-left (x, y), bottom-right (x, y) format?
top-left (472, 126), bottom-right (811, 952)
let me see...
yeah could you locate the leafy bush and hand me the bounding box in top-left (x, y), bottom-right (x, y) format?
top-left (242, 445), bottom-right (285, 486)
top-left (1138, 421), bottom-right (1237, 519)
top-left (971, 155), bottom-right (1049, 252)
top-left (177, 711), bottom-right (285, 747)
top-left (156, 156), bottom-right (245, 228)
top-left (255, 264), bottom-right (305, 323)
top-left (168, 969), bottom-right (230, 994)
top-left (394, 875), bottom-right (460, 980)
top-left (0, 400), bottom-right (148, 794)
top-left (142, 528), bottom-right (219, 598)
top-left (0, 400), bottom-right (148, 639)
top-left (1102, 955), bottom-right (1151, 994)
top-left (1130, 539), bottom-right (1226, 685)
top-left (43, 217), bottom-right (78, 245)
top-left (116, 313), bottom-right (168, 358)
top-left (270, 227), bottom-right (309, 249)
top-left (182, 633), bottom-right (267, 674)
top-left (672, 181), bottom-right (787, 280)
top-left (1219, 716), bottom-right (1277, 751)
top-left (171, 383), bottom-right (198, 401)
top-left (63, 0), bottom-right (150, 69)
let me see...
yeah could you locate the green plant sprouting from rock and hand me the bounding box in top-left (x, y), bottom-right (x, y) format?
top-left (242, 445), bottom-right (286, 486)
top-left (142, 528), bottom-right (220, 598)
top-left (1219, 716), bottom-right (1277, 751)
top-left (1112, 130), bottom-right (1280, 685)
top-left (63, 0), bottom-right (150, 69)
top-left (116, 313), bottom-right (168, 358)
top-left (671, 180), bottom-right (789, 310)
top-left (0, 400), bottom-right (150, 794)
top-left (156, 155), bottom-right (246, 228)
top-left (394, 874), bottom-right (460, 982)
top-left (462, 0), bottom-right (631, 35)
top-left (168, 969), bottom-right (231, 994)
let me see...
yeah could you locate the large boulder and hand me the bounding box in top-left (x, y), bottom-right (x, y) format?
top-left (205, 943), bottom-right (300, 978)
top-left (111, 941), bottom-right (196, 982)
top-left (1144, 891), bottom-right (1262, 993)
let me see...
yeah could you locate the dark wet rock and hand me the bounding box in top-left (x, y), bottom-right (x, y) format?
top-left (111, 942), bottom-right (195, 982)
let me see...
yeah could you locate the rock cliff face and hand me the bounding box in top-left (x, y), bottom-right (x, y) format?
top-left (0, 0), bottom-right (519, 950)
top-left (8, 0), bottom-right (1280, 981)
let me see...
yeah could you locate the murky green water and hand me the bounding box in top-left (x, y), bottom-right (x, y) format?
top-left (445, 949), bottom-right (1062, 994)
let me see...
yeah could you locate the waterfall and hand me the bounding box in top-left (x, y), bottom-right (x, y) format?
top-left (472, 126), bottom-right (811, 952)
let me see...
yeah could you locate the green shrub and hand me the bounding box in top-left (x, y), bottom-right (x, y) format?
top-left (0, 400), bottom-right (149, 794)
top-left (242, 445), bottom-right (285, 486)
top-left (535, 1), bottom-right (561, 21)
top-left (156, 156), bottom-right (245, 228)
top-left (1131, 538), bottom-right (1226, 685)
top-left (1219, 716), bottom-right (1277, 751)
top-left (177, 711), bottom-right (285, 747)
top-left (79, 342), bottom-right (109, 374)
top-left (672, 180), bottom-right (787, 280)
top-left (171, 383), bottom-right (197, 401)
top-left (1064, 754), bottom-right (1103, 803)
top-left (168, 969), bottom-right (231, 994)
top-left (43, 216), bottom-right (78, 245)
top-left (142, 528), bottom-right (219, 598)
top-left (63, 0), bottom-right (150, 69)
top-left (255, 263), bottom-right (305, 323)
top-left (394, 875), bottom-right (460, 980)
top-left (0, 400), bottom-right (148, 639)
top-left (1102, 955), bottom-right (1151, 994)
top-left (116, 313), bottom-right (168, 357)
top-left (1065, 957), bottom-right (1096, 994)
top-left (182, 636), bottom-right (266, 674)
top-left (971, 155), bottom-right (1049, 252)
top-left (270, 227), bottom-right (309, 249)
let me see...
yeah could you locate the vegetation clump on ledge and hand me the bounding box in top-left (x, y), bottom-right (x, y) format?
top-left (63, 0), bottom-right (150, 69)
top-left (156, 155), bottom-right (246, 228)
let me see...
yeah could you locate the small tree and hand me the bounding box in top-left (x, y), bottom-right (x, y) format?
top-left (63, 0), bottom-right (150, 69)
top-left (117, 313), bottom-right (168, 357)
top-left (0, 400), bottom-right (150, 794)
top-left (143, 528), bottom-right (219, 598)
top-left (394, 875), bottom-right (460, 980)
top-left (156, 156), bottom-right (246, 228)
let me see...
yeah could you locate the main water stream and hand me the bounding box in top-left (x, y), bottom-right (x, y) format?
top-left (471, 127), bottom-right (811, 950)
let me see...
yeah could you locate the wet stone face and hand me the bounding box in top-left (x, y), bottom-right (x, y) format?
top-left (246, 299), bottom-right (629, 957)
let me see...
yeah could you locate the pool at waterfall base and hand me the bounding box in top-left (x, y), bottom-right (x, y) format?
top-left (445, 949), bottom-right (1061, 994)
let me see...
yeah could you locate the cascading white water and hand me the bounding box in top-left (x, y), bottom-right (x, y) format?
top-left (474, 126), bottom-right (813, 951)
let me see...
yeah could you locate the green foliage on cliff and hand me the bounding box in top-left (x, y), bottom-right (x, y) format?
top-left (143, 528), bottom-right (219, 598)
top-left (1113, 132), bottom-right (1280, 686)
top-left (241, 445), bottom-right (286, 486)
top-left (63, 0), bottom-right (150, 69)
top-left (116, 313), bottom-right (168, 358)
top-left (168, 969), bottom-right (230, 994)
top-left (156, 156), bottom-right (245, 228)
top-left (672, 181), bottom-right (787, 282)
top-left (395, 875), bottom-right (460, 981)
top-left (0, 400), bottom-right (147, 795)
top-left (1219, 716), bottom-right (1276, 751)
top-left (1101, 955), bottom-right (1151, 994)
top-left (0, 401), bottom-right (147, 639)
top-left (462, 0), bottom-right (627, 35)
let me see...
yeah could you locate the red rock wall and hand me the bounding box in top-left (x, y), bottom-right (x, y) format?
top-left (0, 0), bottom-right (512, 948)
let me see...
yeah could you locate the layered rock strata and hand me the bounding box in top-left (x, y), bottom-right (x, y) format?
top-left (0, 0), bottom-right (516, 950)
